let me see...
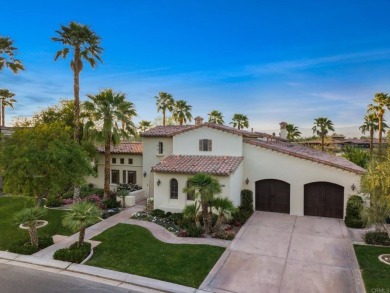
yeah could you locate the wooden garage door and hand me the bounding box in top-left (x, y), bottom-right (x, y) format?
top-left (255, 179), bottom-right (290, 214)
top-left (304, 182), bottom-right (344, 218)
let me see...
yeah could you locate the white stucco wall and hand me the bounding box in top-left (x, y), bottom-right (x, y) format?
top-left (173, 127), bottom-right (243, 156)
top-left (142, 137), bottom-right (173, 197)
top-left (243, 143), bottom-right (362, 217)
top-left (153, 173), bottom-right (232, 213)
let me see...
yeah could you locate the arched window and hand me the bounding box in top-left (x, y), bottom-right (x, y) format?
top-left (170, 179), bottom-right (178, 199)
top-left (187, 180), bottom-right (195, 200)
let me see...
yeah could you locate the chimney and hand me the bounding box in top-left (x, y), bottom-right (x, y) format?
top-left (279, 121), bottom-right (287, 139)
top-left (194, 116), bottom-right (204, 126)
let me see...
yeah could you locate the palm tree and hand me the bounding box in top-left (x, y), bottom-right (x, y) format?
top-left (84, 89), bottom-right (137, 198)
top-left (212, 197), bottom-right (236, 231)
top-left (62, 201), bottom-right (101, 247)
top-left (183, 173), bottom-right (222, 234)
top-left (312, 117), bottom-right (335, 151)
top-left (52, 22), bottom-right (103, 142)
top-left (155, 92), bottom-right (174, 126)
top-left (368, 93), bottom-right (390, 154)
top-left (138, 120), bottom-right (152, 133)
top-left (230, 114), bottom-right (249, 130)
top-left (172, 100), bottom-right (192, 125)
top-left (208, 110), bottom-right (224, 124)
top-left (183, 202), bottom-right (201, 228)
top-left (14, 207), bottom-right (47, 247)
top-left (0, 36), bottom-right (24, 74)
top-left (0, 89), bottom-right (15, 126)
top-left (286, 123), bottom-right (301, 141)
top-left (359, 113), bottom-right (383, 153)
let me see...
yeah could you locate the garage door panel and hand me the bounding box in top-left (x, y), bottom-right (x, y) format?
top-left (256, 179), bottom-right (290, 214)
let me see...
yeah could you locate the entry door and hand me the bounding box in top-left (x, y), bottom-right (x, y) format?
top-left (255, 179), bottom-right (290, 214)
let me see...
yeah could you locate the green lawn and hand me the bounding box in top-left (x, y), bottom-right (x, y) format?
top-left (354, 244), bottom-right (390, 291)
top-left (86, 224), bottom-right (225, 288)
top-left (0, 196), bottom-right (73, 250)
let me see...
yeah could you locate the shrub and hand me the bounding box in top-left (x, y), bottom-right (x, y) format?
top-left (168, 213), bottom-right (184, 225)
top-left (45, 194), bottom-right (63, 207)
top-left (214, 231), bottom-right (235, 240)
top-left (146, 198), bottom-right (154, 212)
top-left (8, 235), bottom-right (53, 255)
top-left (231, 190), bottom-right (254, 225)
top-left (345, 195), bottom-right (365, 228)
top-left (185, 225), bottom-right (203, 237)
top-left (151, 209), bottom-right (166, 218)
top-left (102, 198), bottom-right (120, 209)
top-left (241, 189), bottom-right (254, 211)
top-left (63, 198), bottom-right (74, 205)
top-left (53, 242), bottom-right (91, 263)
top-left (364, 231), bottom-right (390, 246)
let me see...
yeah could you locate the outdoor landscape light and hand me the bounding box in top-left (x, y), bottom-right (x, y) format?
top-left (245, 178), bottom-right (249, 185)
top-left (157, 179), bottom-right (161, 186)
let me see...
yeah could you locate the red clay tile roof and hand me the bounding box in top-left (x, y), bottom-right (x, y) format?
top-left (151, 155), bottom-right (243, 176)
top-left (97, 142), bottom-right (143, 154)
top-left (244, 139), bottom-right (366, 175)
top-left (141, 123), bottom-right (258, 138)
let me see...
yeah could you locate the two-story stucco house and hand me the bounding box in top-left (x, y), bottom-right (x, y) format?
top-left (141, 117), bottom-right (365, 219)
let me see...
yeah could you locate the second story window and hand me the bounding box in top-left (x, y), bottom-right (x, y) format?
top-left (158, 141), bottom-right (164, 154)
top-left (112, 158), bottom-right (117, 164)
top-left (120, 158), bottom-right (124, 164)
top-left (128, 158), bottom-right (133, 164)
top-left (199, 139), bottom-right (212, 151)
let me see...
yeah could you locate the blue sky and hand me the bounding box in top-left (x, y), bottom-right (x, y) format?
top-left (1, 0), bottom-right (390, 131)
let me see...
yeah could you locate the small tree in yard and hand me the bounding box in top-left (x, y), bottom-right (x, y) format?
top-left (212, 197), bottom-right (236, 231)
top-left (183, 202), bottom-right (201, 228)
top-left (14, 207), bottom-right (47, 247)
top-left (62, 201), bottom-right (101, 247)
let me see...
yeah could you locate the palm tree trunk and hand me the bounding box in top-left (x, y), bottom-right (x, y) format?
top-left (378, 114), bottom-right (383, 154)
top-left (73, 48), bottom-right (81, 143)
top-left (214, 215), bottom-right (224, 231)
top-left (104, 136), bottom-right (111, 199)
top-left (201, 201), bottom-right (211, 234)
top-left (29, 225), bottom-right (39, 247)
top-left (163, 109), bottom-right (166, 126)
top-left (370, 127), bottom-right (374, 154)
top-left (195, 216), bottom-right (201, 228)
top-left (321, 135), bottom-right (325, 151)
top-left (78, 227), bottom-right (85, 247)
top-left (1, 105), bottom-right (4, 126)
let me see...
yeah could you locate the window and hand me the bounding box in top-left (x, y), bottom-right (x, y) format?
top-left (112, 158), bottom-right (117, 164)
top-left (111, 170), bottom-right (120, 184)
top-left (127, 171), bottom-right (136, 184)
top-left (199, 139), bottom-right (212, 151)
top-left (120, 158), bottom-right (124, 164)
top-left (122, 170), bottom-right (126, 183)
top-left (158, 141), bottom-right (164, 154)
top-left (128, 158), bottom-right (133, 164)
top-left (170, 179), bottom-right (178, 199)
top-left (187, 181), bottom-right (195, 201)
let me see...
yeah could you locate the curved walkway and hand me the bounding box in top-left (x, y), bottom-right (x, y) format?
top-left (122, 219), bottom-right (231, 248)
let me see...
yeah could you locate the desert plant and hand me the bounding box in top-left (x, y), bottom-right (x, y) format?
top-left (183, 202), bottom-right (201, 228)
top-left (212, 198), bottom-right (236, 231)
top-left (14, 207), bottom-right (47, 247)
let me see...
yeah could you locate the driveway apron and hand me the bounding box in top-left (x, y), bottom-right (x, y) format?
top-left (200, 211), bottom-right (365, 293)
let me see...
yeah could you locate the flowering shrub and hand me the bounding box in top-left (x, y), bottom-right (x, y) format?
top-left (63, 198), bottom-right (74, 205)
top-left (85, 194), bottom-right (106, 209)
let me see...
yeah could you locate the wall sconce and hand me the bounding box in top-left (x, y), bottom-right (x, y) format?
top-left (143, 171), bottom-right (147, 177)
top-left (245, 178), bottom-right (249, 185)
top-left (351, 183), bottom-right (355, 191)
top-left (157, 179), bottom-right (161, 186)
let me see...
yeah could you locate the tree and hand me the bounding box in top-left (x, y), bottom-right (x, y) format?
top-left (172, 100), bottom-right (192, 125)
top-left (208, 110), bottom-right (224, 124)
top-left (154, 92), bottom-right (174, 126)
top-left (342, 146), bottom-right (371, 168)
top-left (62, 201), bottom-right (101, 247)
top-left (312, 117), bottom-right (335, 151)
top-left (183, 173), bottom-right (222, 234)
top-left (286, 123), bottom-right (301, 141)
top-left (138, 120), bottom-right (152, 133)
top-left (0, 123), bottom-right (93, 206)
top-left (0, 89), bottom-right (16, 126)
top-left (359, 113), bottom-right (388, 154)
top-left (52, 22), bottom-right (103, 142)
top-left (368, 93), bottom-right (390, 154)
top-left (0, 36), bottom-right (24, 74)
top-left (183, 202), bottom-right (201, 228)
top-left (230, 114), bottom-right (249, 130)
top-left (84, 89), bottom-right (137, 199)
top-left (14, 207), bottom-right (47, 247)
top-left (212, 197), bottom-right (236, 231)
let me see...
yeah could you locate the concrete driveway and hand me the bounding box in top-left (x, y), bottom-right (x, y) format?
top-left (200, 212), bottom-right (365, 293)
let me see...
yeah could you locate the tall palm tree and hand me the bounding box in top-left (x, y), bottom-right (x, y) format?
top-left (155, 92), bottom-right (174, 126)
top-left (183, 173), bottom-right (221, 234)
top-left (368, 93), bottom-right (390, 154)
top-left (62, 201), bottom-right (101, 247)
top-left (208, 110), bottom-right (224, 124)
top-left (212, 197), bottom-right (236, 231)
top-left (230, 114), bottom-right (249, 130)
top-left (138, 120), bottom-right (152, 133)
top-left (312, 117), bottom-right (335, 151)
top-left (14, 207), bottom-right (47, 247)
top-left (84, 89), bottom-right (137, 198)
top-left (52, 22), bottom-right (103, 142)
top-left (0, 89), bottom-right (15, 126)
top-left (286, 123), bottom-right (301, 141)
top-left (359, 113), bottom-right (385, 153)
top-left (0, 36), bottom-right (24, 74)
top-left (172, 100), bottom-right (192, 125)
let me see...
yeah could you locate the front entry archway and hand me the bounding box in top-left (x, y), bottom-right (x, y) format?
top-left (255, 179), bottom-right (290, 214)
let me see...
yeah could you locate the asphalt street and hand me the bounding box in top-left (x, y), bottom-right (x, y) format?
top-left (0, 263), bottom-right (137, 293)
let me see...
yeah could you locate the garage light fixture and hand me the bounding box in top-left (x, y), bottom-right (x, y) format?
top-left (351, 183), bottom-right (355, 191)
top-left (245, 178), bottom-right (249, 185)
top-left (157, 179), bottom-right (161, 186)
top-left (143, 171), bottom-right (147, 177)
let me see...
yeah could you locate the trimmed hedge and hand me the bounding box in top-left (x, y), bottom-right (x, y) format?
top-left (232, 190), bottom-right (254, 225)
top-left (364, 231), bottom-right (390, 246)
top-left (345, 195), bottom-right (365, 228)
top-left (53, 242), bottom-right (91, 263)
top-left (8, 235), bottom-right (54, 255)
